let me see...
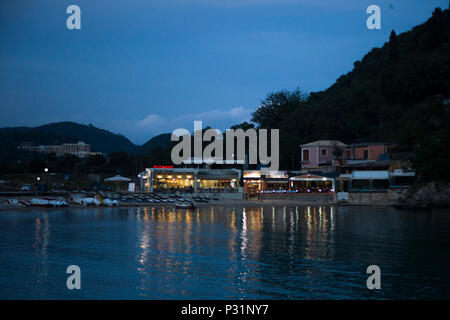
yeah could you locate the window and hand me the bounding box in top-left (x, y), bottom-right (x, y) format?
top-left (302, 149), bottom-right (310, 161)
top-left (320, 148), bottom-right (327, 156)
top-left (363, 149), bottom-right (369, 160)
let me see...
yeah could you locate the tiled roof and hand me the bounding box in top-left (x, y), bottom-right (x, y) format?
top-left (300, 140), bottom-right (347, 147)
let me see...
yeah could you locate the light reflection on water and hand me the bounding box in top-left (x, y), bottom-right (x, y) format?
top-left (0, 205), bottom-right (450, 299)
top-left (32, 214), bottom-right (50, 297)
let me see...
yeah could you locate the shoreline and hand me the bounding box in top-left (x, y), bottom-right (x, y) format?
top-left (0, 196), bottom-right (400, 212)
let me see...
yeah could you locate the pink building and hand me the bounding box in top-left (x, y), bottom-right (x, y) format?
top-left (349, 143), bottom-right (394, 161)
top-left (300, 140), bottom-right (348, 169)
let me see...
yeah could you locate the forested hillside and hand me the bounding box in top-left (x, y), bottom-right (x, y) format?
top-left (250, 8), bottom-right (450, 181)
top-left (0, 122), bottom-right (136, 162)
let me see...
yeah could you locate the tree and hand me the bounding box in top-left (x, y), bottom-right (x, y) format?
top-left (332, 144), bottom-right (344, 167)
top-left (45, 152), bottom-right (58, 171)
top-left (230, 121), bottom-right (254, 130)
top-left (109, 151), bottom-right (130, 171)
top-left (412, 134), bottom-right (450, 182)
top-left (86, 154), bottom-right (106, 168)
top-left (56, 154), bottom-right (79, 172)
top-left (0, 159), bottom-right (6, 175)
top-left (251, 89), bottom-right (308, 129)
top-left (26, 158), bottom-right (46, 173)
top-left (388, 30), bottom-right (398, 62)
top-left (425, 7), bottom-right (445, 49)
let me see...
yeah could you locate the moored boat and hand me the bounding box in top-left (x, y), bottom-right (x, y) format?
top-left (175, 202), bottom-right (196, 209)
top-left (29, 198), bottom-right (68, 208)
top-left (4, 199), bottom-right (30, 207)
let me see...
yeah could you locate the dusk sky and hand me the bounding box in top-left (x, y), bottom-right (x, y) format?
top-left (1, 0), bottom-right (448, 144)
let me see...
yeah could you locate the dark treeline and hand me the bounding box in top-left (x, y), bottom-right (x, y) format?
top-left (0, 150), bottom-right (176, 177)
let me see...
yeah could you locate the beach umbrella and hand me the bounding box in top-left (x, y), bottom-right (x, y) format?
top-left (104, 175), bottom-right (132, 191)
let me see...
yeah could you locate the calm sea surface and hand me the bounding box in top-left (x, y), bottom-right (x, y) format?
top-left (0, 205), bottom-right (449, 299)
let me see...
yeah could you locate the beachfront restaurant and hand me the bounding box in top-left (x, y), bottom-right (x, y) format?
top-left (289, 173), bottom-right (335, 193)
top-left (336, 170), bottom-right (413, 193)
top-left (335, 170), bottom-right (414, 203)
top-left (243, 170), bottom-right (262, 198)
top-left (143, 167), bottom-right (241, 193)
top-left (346, 171), bottom-right (390, 191)
top-left (242, 170), bottom-right (336, 194)
top-left (197, 170), bottom-right (240, 191)
top-left (335, 170), bottom-right (390, 201)
top-left (262, 170), bottom-right (290, 191)
top-left (243, 170), bottom-right (291, 197)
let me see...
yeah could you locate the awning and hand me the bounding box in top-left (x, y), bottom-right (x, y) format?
top-left (352, 171), bottom-right (389, 180)
top-left (290, 174), bottom-right (333, 181)
top-left (264, 179), bottom-right (289, 183)
top-left (198, 173), bottom-right (239, 179)
top-left (104, 175), bottom-right (132, 182)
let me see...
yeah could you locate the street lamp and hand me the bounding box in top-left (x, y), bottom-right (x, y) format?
top-left (43, 168), bottom-right (49, 192)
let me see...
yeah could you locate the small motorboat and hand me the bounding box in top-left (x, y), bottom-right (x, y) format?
top-left (175, 202), bottom-right (196, 209)
top-left (4, 199), bottom-right (30, 207)
top-left (30, 198), bottom-right (68, 208)
top-left (103, 198), bottom-right (119, 207)
top-left (72, 195), bottom-right (102, 206)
